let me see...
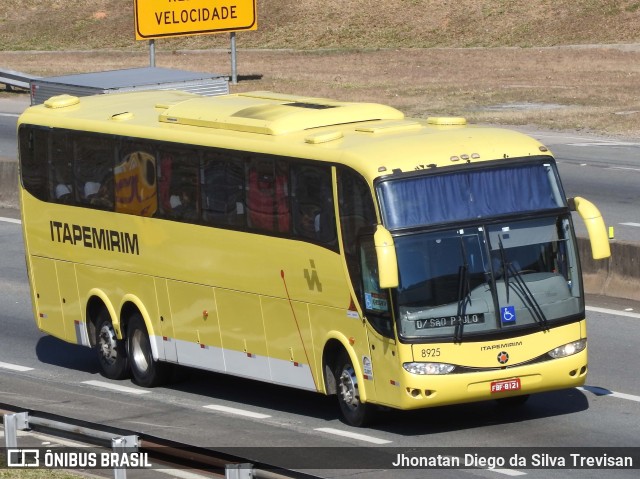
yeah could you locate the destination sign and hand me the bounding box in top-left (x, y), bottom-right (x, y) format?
top-left (414, 314), bottom-right (485, 329)
top-left (134, 0), bottom-right (257, 40)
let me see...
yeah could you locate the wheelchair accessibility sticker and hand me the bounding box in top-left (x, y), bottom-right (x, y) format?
top-left (501, 305), bottom-right (516, 324)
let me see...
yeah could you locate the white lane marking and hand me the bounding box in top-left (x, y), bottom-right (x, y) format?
top-left (533, 132), bottom-right (640, 144)
top-left (578, 386), bottom-right (640, 403)
top-left (0, 361), bottom-right (34, 372)
top-left (0, 113), bottom-right (20, 118)
top-left (0, 216), bottom-right (21, 224)
top-left (586, 305), bottom-right (640, 319)
top-left (203, 404), bottom-right (271, 419)
top-left (620, 222), bottom-right (640, 227)
top-left (609, 166), bottom-right (640, 172)
top-left (314, 427), bottom-right (391, 445)
top-left (566, 141), bottom-right (640, 147)
top-left (492, 469), bottom-right (527, 477)
top-left (82, 380), bottom-right (151, 395)
top-left (607, 391), bottom-right (640, 403)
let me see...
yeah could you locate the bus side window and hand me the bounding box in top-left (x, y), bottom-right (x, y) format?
top-left (49, 131), bottom-right (75, 205)
top-left (157, 153), bottom-right (173, 215)
top-left (18, 126), bottom-right (49, 202)
top-left (201, 152), bottom-right (245, 227)
top-left (337, 167), bottom-right (377, 299)
top-left (359, 236), bottom-right (393, 337)
top-left (115, 142), bottom-right (157, 217)
top-left (73, 134), bottom-right (115, 210)
top-left (246, 157), bottom-right (291, 233)
top-left (291, 164), bottom-right (336, 245)
top-left (163, 148), bottom-right (199, 222)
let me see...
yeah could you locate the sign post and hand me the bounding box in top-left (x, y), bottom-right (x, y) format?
top-left (149, 39), bottom-right (155, 67)
top-left (230, 32), bottom-right (237, 84)
top-left (133, 0), bottom-right (257, 82)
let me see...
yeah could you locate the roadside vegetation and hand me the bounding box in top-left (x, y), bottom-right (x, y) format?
top-left (0, 470), bottom-right (82, 479)
top-left (1, 1), bottom-right (640, 134)
top-left (2, 0), bottom-right (640, 51)
top-left (0, 0), bottom-right (640, 138)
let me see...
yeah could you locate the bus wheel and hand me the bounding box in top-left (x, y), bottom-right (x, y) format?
top-left (127, 314), bottom-right (168, 388)
top-left (95, 311), bottom-right (129, 380)
top-left (334, 352), bottom-right (374, 427)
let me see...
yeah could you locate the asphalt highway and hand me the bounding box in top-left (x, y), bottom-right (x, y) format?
top-left (1, 212), bottom-right (639, 479)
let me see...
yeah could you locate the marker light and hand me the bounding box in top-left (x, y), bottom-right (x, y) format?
top-left (547, 339), bottom-right (587, 359)
top-left (403, 362), bottom-right (456, 375)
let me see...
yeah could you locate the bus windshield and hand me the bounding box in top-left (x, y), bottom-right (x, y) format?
top-left (376, 160), bottom-right (582, 341)
top-left (393, 216), bottom-right (582, 340)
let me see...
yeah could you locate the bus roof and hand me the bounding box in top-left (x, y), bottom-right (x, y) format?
top-left (19, 90), bottom-right (552, 182)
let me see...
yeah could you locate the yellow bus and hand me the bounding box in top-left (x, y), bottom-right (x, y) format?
top-left (18, 90), bottom-right (610, 426)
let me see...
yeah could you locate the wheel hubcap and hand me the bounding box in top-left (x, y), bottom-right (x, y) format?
top-left (98, 324), bottom-right (118, 366)
top-left (338, 366), bottom-right (360, 410)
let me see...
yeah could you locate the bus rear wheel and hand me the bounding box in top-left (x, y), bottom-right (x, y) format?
top-left (127, 314), bottom-right (168, 388)
top-left (95, 311), bottom-right (129, 380)
top-left (334, 352), bottom-right (374, 427)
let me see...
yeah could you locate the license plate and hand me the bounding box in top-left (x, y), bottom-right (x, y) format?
top-left (490, 378), bottom-right (521, 393)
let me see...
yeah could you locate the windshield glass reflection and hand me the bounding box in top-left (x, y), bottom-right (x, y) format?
top-left (395, 216), bottom-right (581, 340)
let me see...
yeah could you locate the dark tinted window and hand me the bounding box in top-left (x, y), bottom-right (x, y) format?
top-left (73, 135), bottom-right (114, 210)
top-left (115, 141), bottom-right (158, 217)
top-left (246, 157), bottom-right (291, 233)
top-left (49, 132), bottom-right (74, 205)
top-left (291, 164), bottom-right (336, 246)
top-left (337, 167), bottom-right (377, 297)
top-left (19, 126), bottom-right (48, 201)
top-left (201, 151), bottom-right (245, 227)
top-left (19, 125), bottom-right (339, 250)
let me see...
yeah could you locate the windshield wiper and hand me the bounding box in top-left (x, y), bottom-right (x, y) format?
top-left (498, 236), bottom-right (510, 302)
top-left (454, 238), bottom-right (472, 342)
top-left (496, 235), bottom-right (548, 329)
top-left (506, 262), bottom-right (549, 328)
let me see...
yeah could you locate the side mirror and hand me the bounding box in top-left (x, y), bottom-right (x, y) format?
top-left (569, 197), bottom-right (611, 260)
top-left (374, 225), bottom-right (399, 288)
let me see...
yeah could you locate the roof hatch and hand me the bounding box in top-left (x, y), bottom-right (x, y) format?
top-left (44, 94), bottom-right (80, 109)
top-left (158, 91), bottom-right (405, 135)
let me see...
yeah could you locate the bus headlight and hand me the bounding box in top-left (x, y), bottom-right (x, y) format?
top-left (403, 362), bottom-right (455, 375)
top-left (547, 339), bottom-right (587, 359)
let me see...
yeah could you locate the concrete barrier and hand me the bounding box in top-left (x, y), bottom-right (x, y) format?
top-left (0, 160), bottom-right (637, 301)
top-left (579, 237), bottom-right (640, 302)
top-left (0, 160), bottom-right (18, 209)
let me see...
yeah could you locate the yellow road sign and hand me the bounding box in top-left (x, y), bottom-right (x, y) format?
top-left (134, 0), bottom-right (257, 40)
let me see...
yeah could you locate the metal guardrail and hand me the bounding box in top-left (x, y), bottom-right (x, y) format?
top-left (3, 411), bottom-right (140, 479)
top-left (0, 68), bottom-right (40, 90)
top-left (2, 407), bottom-right (315, 479)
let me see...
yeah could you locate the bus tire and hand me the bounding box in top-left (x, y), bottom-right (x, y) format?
top-left (127, 314), bottom-right (168, 388)
top-left (95, 310), bottom-right (129, 380)
top-left (334, 351), bottom-right (374, 427)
